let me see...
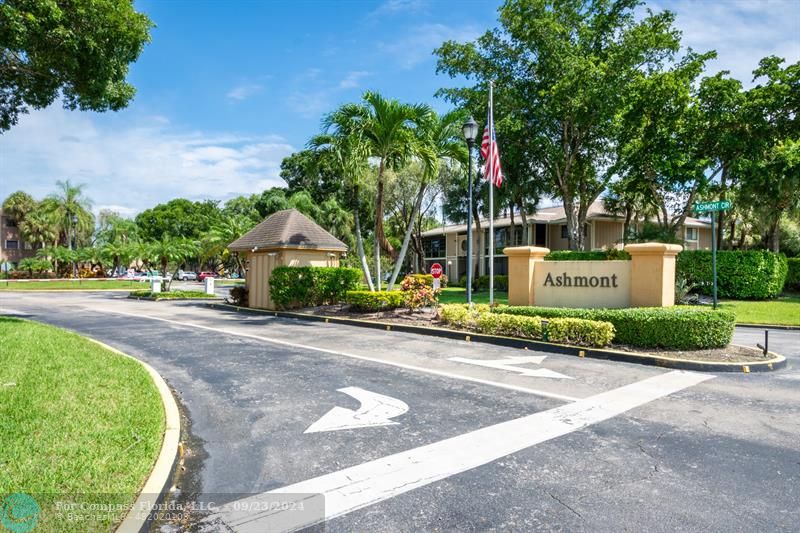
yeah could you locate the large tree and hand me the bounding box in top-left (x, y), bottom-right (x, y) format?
top-left (41, 179), bottom-right (93, 249)
top-left (135, 198), bottom-right (221, 241)
top-left (0, 0), bottom-right (153, 131)
top-left (437, 0), bottom-right (688, 249)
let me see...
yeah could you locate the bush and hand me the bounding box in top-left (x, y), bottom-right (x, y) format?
top-left (545, 249), bottom-right (631, 261)
top-left (270, 266), bottom-right (361, 309)
top-left (474, 275), bottom-right (509, 291)
top-left (677, 250), bottom-right (788, 299)
top-left (785, 258), bottom-right (800, 291)
top-left (17, 258), bottom-right (53, 275)
top-left (345, 290), bottom-right (406, 312)
top-left (405, 273), bottom-right (448, 289)
top-left (493, 305), bottom-right (735, 349)
top-left (400, 275), bottom-right (440, 310)
top-left (227, 285), bottom-right (248, 306)
top-left (438, 304), bottom-right (614, 347)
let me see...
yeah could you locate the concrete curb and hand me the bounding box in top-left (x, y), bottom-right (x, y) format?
top-left (127, 295), bottom-right (221, 302)
top-left (84, 339), bottom-right (182, 533)
top-left (207, 302), bottom-right (786, 373)
top-left (736, 323), bottom-right (800, 331)
top-left (0, 288), bottom-right (137, 292)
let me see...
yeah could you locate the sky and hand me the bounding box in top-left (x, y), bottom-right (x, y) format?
top-left (1, 0), bottom-right (798, 217)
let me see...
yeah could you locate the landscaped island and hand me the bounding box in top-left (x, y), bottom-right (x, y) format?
top-left (0, 318), bottom-right (165, 531)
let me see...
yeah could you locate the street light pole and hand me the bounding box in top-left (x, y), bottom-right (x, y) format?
top-left (462, 116), bottom-right (478, 305)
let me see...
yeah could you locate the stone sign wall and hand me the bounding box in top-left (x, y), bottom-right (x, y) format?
top-left (504, 243), bottom-right (682, 309)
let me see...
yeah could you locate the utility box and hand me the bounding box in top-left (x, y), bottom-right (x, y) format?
top-left (204, 276), bottom-right (215, 295)
top-left (151, 277), bottom-right (162, 293)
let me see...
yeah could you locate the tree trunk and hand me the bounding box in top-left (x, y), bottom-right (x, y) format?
top-left (354, 209), bottom-right (375, 291)
top-left (769, 215), bottom-right (781, 253)
top-left (519, 203), bottom-right (529, 245)
top-left (388, 183), bottom-right (427, 290)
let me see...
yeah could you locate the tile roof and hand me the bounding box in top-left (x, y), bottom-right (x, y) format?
top-left (228, 209), bottom-right (347, 252)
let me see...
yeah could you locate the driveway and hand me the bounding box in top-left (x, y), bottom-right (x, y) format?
top-left (2, 292), bottom-right (798, 532)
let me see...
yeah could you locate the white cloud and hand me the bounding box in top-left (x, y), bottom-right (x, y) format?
top-left (380, 23), bottom-right (482, 69)
top-left (339, 70), bottom-right (370, 89)
top-left (368, 0), bottom-right (426, 19)
top-left (226, 83), bottom-right (264, 101)
top-left (646, 0), bottom-right (800, 86)
top-left (0, 106), bottom-right (295, 215)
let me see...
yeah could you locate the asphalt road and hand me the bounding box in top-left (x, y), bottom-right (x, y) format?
top-left (1, 292), bottom-right (798, 532)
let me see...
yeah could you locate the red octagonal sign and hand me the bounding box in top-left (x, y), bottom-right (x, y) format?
top-left (430, 263), bottom-right (443, 279)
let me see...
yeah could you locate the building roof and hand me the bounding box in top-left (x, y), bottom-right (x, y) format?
top-left (421, 201), bottom-right (711, 237)
top-left (228, 209), bottom-right (347, 252)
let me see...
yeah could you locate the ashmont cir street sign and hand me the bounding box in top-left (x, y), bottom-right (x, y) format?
top-left (694, 200), bottom-right (732, 213)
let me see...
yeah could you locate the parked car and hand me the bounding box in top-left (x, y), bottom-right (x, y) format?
top-left (177, 270), bottom-right (198, 281)
top-left (197, 271), bottom-right (219, 282)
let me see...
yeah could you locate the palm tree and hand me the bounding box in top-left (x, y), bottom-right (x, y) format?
top-left (2, 191), bottom-right (36, 222)
top-left (42, 179), bottom-right (94, 249)
top-left (310, 122), bottom-right (374, 290)
top-left (101, 240), bottom-right (135, 276)
top-left (202, 217), bottom-right (255, 276)
top-left (387, 109), bottom-right (466, 290)
top-left (18, 206), bottom-right (58, 250)
top-left (324, 92), bottom-right (431, 290)
top-left (149, 235), bottom-right (199, 290)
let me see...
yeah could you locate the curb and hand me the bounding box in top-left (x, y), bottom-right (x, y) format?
top-left (206, 303), bottom-right (786, 373)
top-left (0, 288), bottom-right (137, 292)
top-left (736, 323), bottom-right (800, 331)
top-left (128, 295), bottom-right (222, 302)
top-left (85, 339), bottom-right (182, 533)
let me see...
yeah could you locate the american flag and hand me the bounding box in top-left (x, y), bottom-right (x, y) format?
top-left (480, 106), bottom-right (504, 187)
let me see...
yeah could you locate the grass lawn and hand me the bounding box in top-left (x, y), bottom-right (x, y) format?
top-left (0, 317), bottom-right (165, 532)
top-left (0, 279), bottom-right (145, 290)
top-left (439, 287), bottom-right (508, 305)
top-left (130, 289), bottom-right (217, 299)
top-left (718, 293), bottom-right (800, 326)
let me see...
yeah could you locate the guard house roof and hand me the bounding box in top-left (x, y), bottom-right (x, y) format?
top-left (227, 208), bottom-right (348, 252)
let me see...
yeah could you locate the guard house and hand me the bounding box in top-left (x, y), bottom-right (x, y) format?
top-left (228, 208), bottom-right (347, 309)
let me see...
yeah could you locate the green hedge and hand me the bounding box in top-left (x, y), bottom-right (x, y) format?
top-left (785, 258), bottom-right (800, 291)
top-left (344, 290), bottom-right (406, 312)
top-left (492, 305), bottom-right (734, 349)
top-left (677, 250), bottom-right (788, 299)
top-left (405, 273), bottom-right (448, 288)
top-left (475, 275), bottom-right (508, 291)
top-left (439, 304), bottom-right (615, 347)
top-left (545, 249), bottom-right (631, 261)
top-left (270, 266), bottom-right (361, 309)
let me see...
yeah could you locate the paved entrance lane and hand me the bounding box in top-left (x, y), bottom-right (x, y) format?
top-left (2, 292), bottom-right (799, 531)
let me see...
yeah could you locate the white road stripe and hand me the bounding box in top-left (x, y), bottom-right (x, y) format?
top-left (77, 308), bottom-right (582, 402)
top-left (213, 370), bottom-right (713, 532)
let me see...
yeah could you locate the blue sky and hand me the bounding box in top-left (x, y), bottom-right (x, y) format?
top-left (1, 0), bottom-right (798, 216)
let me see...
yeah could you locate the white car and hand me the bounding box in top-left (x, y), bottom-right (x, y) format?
top-left (177, 270), bottom-right (197, 281)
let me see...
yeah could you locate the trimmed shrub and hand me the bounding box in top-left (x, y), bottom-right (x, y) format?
top-left (545, 249), bottom-right (630, 261)
top-left (493, 305), bottom-right (735, 349)
top-left (677, 250), bottom-right (788, 299)
top-left (785, 258), bottom-right (800, 291)
top-left (345, 290), bottom-right (406, 312)
top-left (475, 275), bottom-right (509, 291)
top-left (439, 304), bottom-right (615, 347)
top-left (270, 266), bottom-right (361, 309)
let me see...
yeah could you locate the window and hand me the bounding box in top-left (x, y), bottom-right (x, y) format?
top-left (560, 225), bottom-right (568, 239)
top-left (685, 227), bottom-right (699, 241)
top-left (5, 240), bottom-right (18, 250)
top-left (3, 217), bottom-right (16, 228)
top-left (423, 236), bottom-right (445, 258)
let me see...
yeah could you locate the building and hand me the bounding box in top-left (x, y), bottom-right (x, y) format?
top-left (0, 208), bottom-right (37, 269)
top-left (420, 201), bottom-right (712, 281)
top-left (228, 208), bottom-right (347, 309)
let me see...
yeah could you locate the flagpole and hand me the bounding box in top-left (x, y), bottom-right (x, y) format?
top-left (488, 81), bottom-right (495, 306)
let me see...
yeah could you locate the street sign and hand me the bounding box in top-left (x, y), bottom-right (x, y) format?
top-left (430, 263), bottom-right (443, 279)
top-left (694, 200), bottom-right (732, 213)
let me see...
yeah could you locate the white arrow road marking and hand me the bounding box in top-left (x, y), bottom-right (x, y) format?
top-left (210, 370), bottom-right (713, 532)
top-left (304, 387), bottom-right (409, 433)
top-left (449, 355), bottom-right (574, 379)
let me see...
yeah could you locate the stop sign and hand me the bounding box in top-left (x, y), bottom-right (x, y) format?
top-left (430, 263), bottom-right (443, 279)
